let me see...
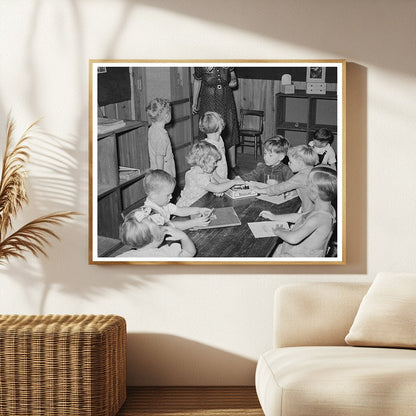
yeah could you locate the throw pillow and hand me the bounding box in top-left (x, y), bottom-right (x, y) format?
top-left (345, 272), bottom-right (416, 348)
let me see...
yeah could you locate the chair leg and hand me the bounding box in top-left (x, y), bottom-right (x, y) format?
top-left (254, 137), bottom-right (257, 159)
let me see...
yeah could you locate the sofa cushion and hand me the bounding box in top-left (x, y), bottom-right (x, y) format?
top-left (256, 346), bottom-right (416, 416)
top-left (345, 272), bottom-right (416, 348)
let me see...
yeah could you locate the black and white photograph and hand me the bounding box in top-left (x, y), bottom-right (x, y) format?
top-left (90, 61), bottom-right (345, 264)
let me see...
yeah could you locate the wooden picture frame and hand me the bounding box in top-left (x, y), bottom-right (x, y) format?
top-left (89, 60), bottom-right (346, 265)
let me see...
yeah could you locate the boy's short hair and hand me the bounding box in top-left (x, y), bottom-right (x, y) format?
top-left (313, 128), bottom-right (334, 144)
top-left (146, 98), bottom-right (170, 122)
top-left (186, 141), bottom-right (221, 170)
top-left (199, 111), bottom-right (225, 134)
top-left (288, 145), bottom-right (319, 166)
top-left (263, 136), bottom-right (290, 154)
top-left (119, 209), bottom-right (164, 248)
top-left (144, 169), bottom-right (176, 195)
top-left (309, 165), bottom-right (337, 201)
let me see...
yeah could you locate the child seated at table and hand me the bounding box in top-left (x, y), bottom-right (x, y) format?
top-left (250, 144), bottom-right (319, 212)
top-left (143, 169), bottom-right (213, 230)
top-left (199, 111), bottom-right (228, 179)
top-left (308, 128), bottom-right (337, 169)
top-left (260, 165), bottom-right (337, 258)
top-left (177, 141), bottom-right (244, 207)
top-left (147, 98), bottom-right (176, 178)
top-left (240, 136), bottom-right (293, 184)
top-left (117, 206), bottom-right (196, 258)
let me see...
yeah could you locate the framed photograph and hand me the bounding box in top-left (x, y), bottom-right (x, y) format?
top-left (306, 66), bottom-right (326, 83)
top-left (89, 60), bottom-right (345, 265)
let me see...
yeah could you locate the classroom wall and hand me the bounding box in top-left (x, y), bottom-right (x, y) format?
top-left (0, 0), bottom-right (415, 385)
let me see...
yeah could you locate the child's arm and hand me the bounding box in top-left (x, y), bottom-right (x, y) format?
top-left (260, 210), bottom-right (301, 223)
top-left (251, 174), bottom-right (302, 196)
top-left (164, 226), bottom-right (196, 257)
top-left (192, 79), bottom-right (202, 114)
top-left (171, 207), bottom-right (213, 230)
top-left (174, 206), bottom-right (212, 217)
top-left (272, 215), bottom-right (320, 245)
top-left (205, 177), bottom-right (244, 193)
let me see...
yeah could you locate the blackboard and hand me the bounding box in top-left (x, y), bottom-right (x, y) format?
top-left (235, 67), bottom-right (337, 83)
top-left (98, 67), bottom-right (131, 106)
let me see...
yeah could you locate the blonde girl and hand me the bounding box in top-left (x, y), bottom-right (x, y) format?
top-left (117, 206), bottom-right (196, 258)
top-left (176, 141), bottom-right (244, 207)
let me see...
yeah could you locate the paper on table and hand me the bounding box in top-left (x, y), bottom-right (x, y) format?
top-left (248, 221), bottom-right (289, 238)
top-left (256, 190), bottom-right (298, 205)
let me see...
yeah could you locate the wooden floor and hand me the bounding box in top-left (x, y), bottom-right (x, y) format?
top-left (116, 386), bottom-right (264, 416)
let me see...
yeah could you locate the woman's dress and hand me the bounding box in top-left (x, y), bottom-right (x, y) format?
top-left (194, 67), bottom-right (239, 150)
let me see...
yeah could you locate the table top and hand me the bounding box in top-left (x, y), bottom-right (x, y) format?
top-left (187, 192), bottom-right (301, 258)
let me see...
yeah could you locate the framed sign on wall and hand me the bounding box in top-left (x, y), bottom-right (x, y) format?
top-left (89, 60), bottom-right (346, 265)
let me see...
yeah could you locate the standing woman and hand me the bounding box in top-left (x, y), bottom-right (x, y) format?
top-left (192, 67), bottom-right (240, 176)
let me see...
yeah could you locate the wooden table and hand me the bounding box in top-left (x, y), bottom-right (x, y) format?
top-left (187, 192), bottom-right (301, 258)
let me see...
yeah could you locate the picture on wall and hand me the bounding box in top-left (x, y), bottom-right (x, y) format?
top-left (89, 60), bottom-right (346, 265)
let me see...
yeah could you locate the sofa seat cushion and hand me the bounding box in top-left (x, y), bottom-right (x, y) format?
top-left (256, 346), bottom-right (416, 416)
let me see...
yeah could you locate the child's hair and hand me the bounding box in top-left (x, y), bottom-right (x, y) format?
top-left (263, 135), bottom-right (290, 154)
top-left (199, 111), bottom-right (225, 134)
top-left (313, 128), bottom-right (334, 144)
top-left (186, 141), bottom-right (221, 171)
top-left (146, 98), bottom-right (170, 122)
top-left (119, 206), bottom-right (165, 249)
top-left (288, 145), bottom-right (319, 166)
top-left (144, 169), bottom-right (176, 195)
top-left (309, 166), bottom-right (337, 201)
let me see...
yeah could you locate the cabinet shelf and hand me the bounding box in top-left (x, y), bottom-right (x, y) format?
top-left (97, 120), bottom-right (149, 241)
top-left (275, 90), bottom-right (338, 145)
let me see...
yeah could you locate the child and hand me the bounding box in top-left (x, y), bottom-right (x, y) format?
top-left (250, 145), bottom-right (319, 212)
top-left (199, 111), bottom-right (228, 179)
top-left (117, 206), bottom-right (196, 258)
top-left (240, 136), bottom-right (293, 184)
top-left (177, 141), bottom-right (244, 207)
top-left (260, 166), bottom-right (337, 258)
top-left (143, 169), bottom-right (213, 230)
top-left (146, 98), bottom-right (176, 178)
top-left (308, 128), bottom-right (337, 169)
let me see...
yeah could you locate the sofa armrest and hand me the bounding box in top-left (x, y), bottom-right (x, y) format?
top-left (273, 282), bottom-right (370, 348)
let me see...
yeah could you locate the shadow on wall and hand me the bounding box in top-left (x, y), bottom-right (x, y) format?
top-left (126, 333), bottom-right (257, 386)
top-left (133, 0), bottom-right (413, 77)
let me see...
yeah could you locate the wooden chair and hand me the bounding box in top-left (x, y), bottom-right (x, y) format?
top-left (239, 109), bottom-right (264, 159)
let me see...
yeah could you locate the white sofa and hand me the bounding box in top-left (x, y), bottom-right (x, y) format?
top-left (255, 282), bottom-right (416, 416)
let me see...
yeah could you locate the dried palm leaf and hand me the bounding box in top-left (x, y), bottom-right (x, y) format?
top-left (0, 212), bottom-right (78, 265)
top-left (0, 117), bottom-right (38, 238)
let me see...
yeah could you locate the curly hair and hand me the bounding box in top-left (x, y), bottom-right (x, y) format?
top-left (119, 209), bottom-right (164, 248)
top-left (146, 98), bottom-right (170, 122)
top-left (186, 141), bottom-right (221, 171)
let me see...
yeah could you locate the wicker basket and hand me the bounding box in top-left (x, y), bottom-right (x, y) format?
top-left (0, 314), bottom-right (126, 416)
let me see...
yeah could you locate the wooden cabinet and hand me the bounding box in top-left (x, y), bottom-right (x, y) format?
top-left (97, 120), bottom-right (149, 256)
top-left (275, 90), bottom-right (337, 147)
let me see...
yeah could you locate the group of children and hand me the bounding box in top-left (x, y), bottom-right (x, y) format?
top-left (117, 97), bottom-right (338, 259)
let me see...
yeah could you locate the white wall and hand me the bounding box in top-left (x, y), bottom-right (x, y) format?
top-left (0, 0), bottom-right (415, 385)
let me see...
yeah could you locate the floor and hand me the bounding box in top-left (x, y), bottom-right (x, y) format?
top-left (116, 386), bottom-right (264, 416)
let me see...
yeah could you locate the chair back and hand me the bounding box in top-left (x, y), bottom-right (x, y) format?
top-left (240, 109), bottom-right (264, 134)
